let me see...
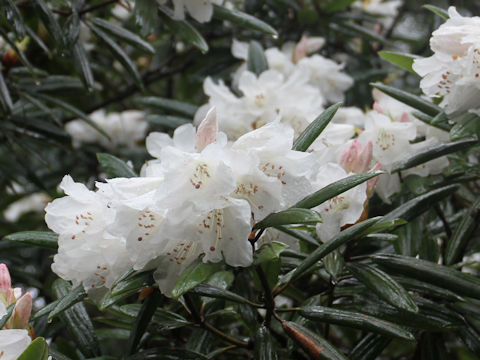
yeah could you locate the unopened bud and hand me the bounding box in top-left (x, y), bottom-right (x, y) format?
top-left (196, 107), bottom-right (218, 152)
top-left (0, 264), bottom-right (13, 305)
top-left (9, 293), bottom-right (32, 329)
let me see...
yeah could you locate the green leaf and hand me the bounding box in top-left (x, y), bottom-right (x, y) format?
top-left (274, 226), bottom-right (319, 247)
top-left (331, 21), bottom-right (387, 44)
top-left (89, 24), bottom-right (144, 90)
top-left (146, 114), bottom-right (192, 128)
top-left (35, 0), bottom-right (65, 47)
top-left (301, 306), bottom-right (415, 340)
top-left (0, 65), bottom-right (13, 113)
top-left (0, 28), bottom-right (34, 74)
top-left (378, 51), bottom-right (418, 73)
top-left (31, 300), bottom-right (59, 321)
top-left (48, 285), bottom-right (87, 321)
top-left (25, 25), bottom-right (51, 56)
top-left (158, 6), bottom-right (209, 52)
top-left (213, 5), bottom-right (277, 35)
top-left (294, 171), bottom-right (383, 209)
top-left (418, 333), bottom-right (449, 360)
top-left (320, 0), bottom-right (357, 13)
top-left (190, 283), bottom-right (253, 305)
top-left (171, 260), bottom-right (223, 299)
top-left (99, 273), bottom-right (151, 311)
top-left (255, 326), bottom-right (278, 360)
top-left (3, 231), bottom-right (58, 249)
top-left (371, 82), bottom-right (442, 117)
top-left (346, 262), bottom-right (418, 313)
top-left (458, 323), bottom-right (480, 355)
top-left (92, 18), bottom-right (154, 54)
top-left (96, 153), bottom-right (137, 178)
top-left (423, 5), bottom-right (450, 20)
top-left (282, 321), bottom-right (349, 360)
top-left (53, 279), bottom-right (101, 358)
top-left (133, 0), bottom-right (160, 36)
top-left (247, 41), bottom-right (268, 76)
top-left (72, 41), bottom-right (95, 90)
top-left (349, 333), bottom-right (391, 360)
top-left (450, 113), bottom-right (480, 140)
top-left (293, 103), bottom-right (342, 152)
top-left (394, 218), bottom-right (420, 257)
top-left (283, 217), bottom-right (381, 284)
top-left (412, 111), bottom-right (451, 132)
top-left (1, 0), bottom-right (25, 38)
top-left (445, 197), bottom-right (480, 265)
top-left (254, 241), bottom-right (290, 265)
top-left (254, 208), bottom-right (321, 229)
top-left (127, 348), bottom-right (208, 360)
top-left (135, 96), bottom-right (197, 117)
top-left (392, 276), bottom-right (464, 302)
top-left (127, 289), bottom-right (160, 355)
top-left (382, 185), bottom-right (458, 222)
top-left (0, 304), bottom-right (14, 328)
top-left (372, 254), bottom-right (480, 300)
top-left (18, 337), bottom-right (49, 360)
top-left (392, 138), bottom-right (477, 173)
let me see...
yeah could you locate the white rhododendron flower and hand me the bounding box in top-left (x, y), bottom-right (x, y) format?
top-left (0, 330), bottom-right (32, 360)
top-left (413, 7), bottom-right (480, 115)
top-left (65, 109), bottom-right (148, 149)
top-left (157, 0), bottom-right (223, 23)
top-left (3, 193), bottom-right (50, 222)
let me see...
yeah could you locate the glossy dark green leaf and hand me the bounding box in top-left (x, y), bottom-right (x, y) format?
top-left (394, 217), bottom-right (420, 257)
top-left (423, 5), bottom-right (449, 19)
top-left (293, 103), bottom-right (342, 152)
top-left (418, 332), bottom-right (449, 360)
top-left (96, 153), bottom-right (137, 178)
top-left (190, 283), bottom-right (252, 305)
top-left (378, 51), bottom-right (418, 73)
top-left (1, 0), bottom-right (25, 38)
top-left (72, 41), bottom-right (94, 90)
top-left (274, 225), bottom-right (319, 247)
top-left (127, 347), bottom-right (208, 360)
top-left (458, 323), bottom-right (480, 355)
top-left (25, 25), bottom-right (51, 56)
top-left (372, 254), bottom-right (480, 300)
top-left (254, 241), bottom-right (289, 265)
top-left (445, 197), bottom-right (480, 265)
top-left (450, 113), bottom-right (480, 140)
top-left (213, 5), bottom-right (277, 35)
top-left (0, 66), bottom-right (13, 113)
top-left (283, 217), bottom-right (381, 284)
top-left (382, 185), bottom-right (458, 222)
top-left (48, 285), bottom-right (87, 321)
top-left (135, 96), bottom-right (197, 117)
top-left (348, 333), bottom-right (390, 360)
top-left (171, 260), bottom-right (223, 299)
top-left (92, 18), bottom-right (154, 54)
top-left (99, 273), bottom-right (151, 311)
top-left (90, 24), bottom-right (144, 89)
top-left (3, 231), bottom-right (58, 249)
top-left (18, 337), bottom-right (49, 360)
top-left (133, 0), bottom-right (160, 36)
top-left (255, 326), bottom-right (278, 360)
top-left (31, 300), bottom-right (59, 321)
top-left (301, 306), bottom-right (415, 340)
top-left (127, 289), bottom-right (160, 355)
top-left (35, 0), bottom-right (65, 47)
top-left (247, 41), bottom-right (268, 76)
top-left (0, 304), bottom-right (14, 328)
top-left (412, 111), bottom-right (451, 132)
top-left (371, 83), bottom-right (442, 117)
top-left (158, 6), bottom-right (208, 52)
top-left (321, 0), bottom-right (357, 13)
top-left (48, 348), bottom-right (73, 360)
top-left (332, 21), bottom-right (387, 43)
top-left (392, 138), bottom-right (477, 173)
top-left (53, 279), bottom-right (101, 357)
top-left (294, 171), bottom-right (383, 209)
top-left (282, 321), bottom-right (349, 360)
top-left (347, 262), bottom-right (418, 313)
top-left (254, 208), bottom-right (321, 229)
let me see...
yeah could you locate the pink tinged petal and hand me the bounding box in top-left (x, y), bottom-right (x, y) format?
top-left (340, 139), bottom-right (362, 173)
top-left (400, 112), bottom-right (410, 123)
top-left (367, 162), bottom-right (382, 196)
top-left (10, 293), bottom-right (32, 329)
top-left (0, 264), bottom-right (12, 304)
top-left (293, 36), bottom-right (308, 63)
top-left (373, 102), bottom-right (383, 113)
top-left (196, 107), bottom-right (218, 152)
top-left (354, 140), bottom-right (373, 173)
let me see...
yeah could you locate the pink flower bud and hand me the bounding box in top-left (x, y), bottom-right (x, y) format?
top-left (293, 36), bottom-right (308, 63)
top-left (400, 112), bottom-right (410, 123)
top-left (373, 101), bottom-right (383, 114)
top-left (340, 140), bottom-right (373, 174)
top-left (196, 107), bottom-right (218, 152)
top-left (9, 293), bottom-right (32, 329)
top-left (0, 264), bottom-right (13, 305)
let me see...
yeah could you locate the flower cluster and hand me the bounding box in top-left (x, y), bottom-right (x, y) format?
top-left (413, 7), bottom-right (480, 115)
top-left (0, 264), bottom-right (33, 360)
top-left (45, 109), bottom-right (368, 296)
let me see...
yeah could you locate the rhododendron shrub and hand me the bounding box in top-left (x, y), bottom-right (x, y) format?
top-left (1, 1), bottom-right (480, 359)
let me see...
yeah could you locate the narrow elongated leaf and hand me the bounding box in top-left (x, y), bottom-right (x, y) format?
top-left (392, 138), bottom-right (477, 173)
top-left (3, 231), bottom-right (58, 249)
top-left (135, 96), bottom-right (197, 117)
top-left (31, 300), bottom-right (59, 321)
top-left (255, 326), bottom-right (278, 360)
top-left (274, 226), bottom-right (319, 247)
top-left (371, 83), bottom-right (441, 117)
top-left (146, 114), bottom-right (191, 128)
top-left (0, 304), bottom-right (14, 328)
top-left (0, 28), bottom-right (34, 74)
top-left (284, 217), bottom-right (381, 284)
top-left (25, 26), bottom-right (51, 56)
top-left (213, 5), bottom-right (277, 35)
top-left (53, 279), bottom-right (101, 357)
top-left (134, 0), bottom-right (160, 36)
top-left (111, 272), bottom-right (150, 296)
top-left (423, 5), bottom-right (449, 19)
top-left (158, 6), bottom-right (208, 52)
top-left (89, 25), bottom-right (143, 89)
top-left (92, 18), bottom-right (154, 54)
top-left (331, 21), bottom-right (387, 44)
top-left (18, 337), bottom-right (49, 360)
top-left (293, 103), bottom-right (342, 151)
top-left (418, 332), bottom-right (449, 360)
top-left (378, 51), bottom-right (418, 73)
top-left (254, 241), bottom-right (289, 265)
top-left (301, 306), bottom-right (415, 340)
top-left (372, 254), bottom-right (480, 300)
top-left (248, 41), bottom-right (268, 75)
top-left (72, 41), bottom-right (94, 90)
top-left (171, 260), bottom-right (223, 299)
top-left (412, 111), bottom-right (451, 132)
top-left (190, 283), bottom-right (252, 305)
top-left (96, 153), bottom-right (137, 178)
top-left (35, 0), bottom-right (65, 47)
top-left (382, 185), bottom-right (458, 222)
top-left (321, 0), bottom-right (357, 13)
top-left (282, 321), bottom-right (349, 360)
top-left (127, 290), bottom-right (160, 355)
top-left (0, 66), bottom-right (13, 112)
top-left (349, 333), bottom-right (390, 360)
top-left (445, 197), bottom-right (480, 265)
top-left (458, 323), bottom-right (480, 354)
top-left (450, 113), bottom-right (480, 140)
top-left (294, 171), bottom-right (383, 209)
top-left (2, 0), bottom-right (25, 38)
top-left (128, 348), bottom-right (208, 360)
top-left (346, 263), bottom-right (418, 313)
top-left (254, 208), bottom-right (321, 229)
top-left (48, 285), bottom-right (87, 321)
